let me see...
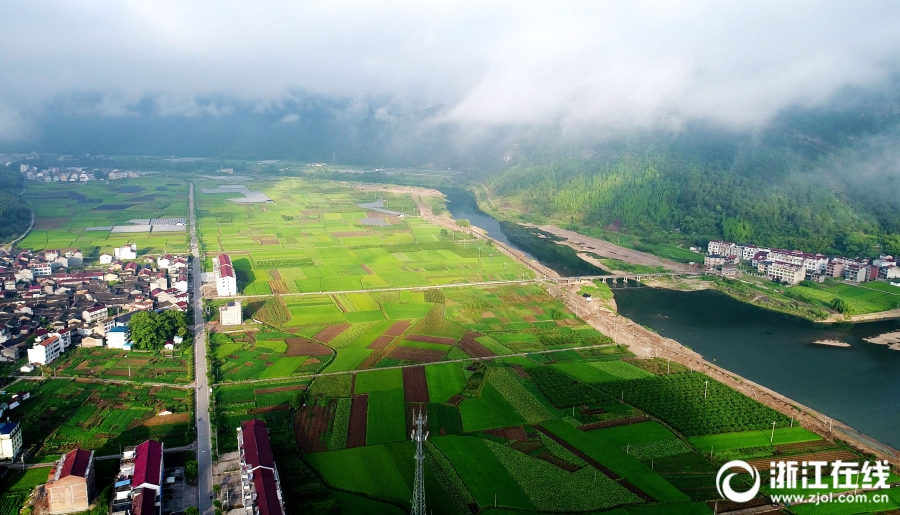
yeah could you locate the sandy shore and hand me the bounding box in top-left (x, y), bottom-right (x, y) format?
top-left (863, 330), bottom-right (900, 350)
top-left (814, 339), bottom-right (851, 347)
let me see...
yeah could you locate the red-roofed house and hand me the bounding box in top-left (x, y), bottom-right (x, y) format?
top-left (46, 449), bottom-right (95, 514)
top-left (132, 440), bottom-right (164, 492)
top-left (238, 420), bottom-right (284, 515)
top-left (214, 254), bottom-right (237, 296)
top-left (131, 487), bottom-right (158, 515)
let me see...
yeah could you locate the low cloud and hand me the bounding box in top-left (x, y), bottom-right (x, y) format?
top-left (1, 1), bottom-right (900, 141)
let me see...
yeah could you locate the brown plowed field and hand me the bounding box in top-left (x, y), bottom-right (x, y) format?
top-left (578, 416), bottom-right (651, 431)
top-left (347, 394), bottom-right (369, 448)
top-left (142, 413), bottom-right (191, 427)
top-left (405, 334), bottom-right (457, 345)
top-left (367, 335), bottom-right (395, 349)
top-left (360, 264), bottom-right (374, 275)
top-left (285, 338), bottom-right (333, 356)
top-left (457, 331), bottom-right (494, 358)
top-left (313, 323), bottom-right (351, 343)
top-left (384, 321), bottom-right (411, 337)
top-left (402, 366), bottom-right (430, 403)
top-left (295, 398), bottom-right (336, 453)
top-left (388, 346), bottom-right (447, 362)
top-left (485, 426), bottom-right (528, 441)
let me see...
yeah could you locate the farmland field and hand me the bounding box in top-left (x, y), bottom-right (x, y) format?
top-left (50, 347), bottom-right (192, 383)
top-left (231, 284), bottom-right (614, 375)
top-left (1, 378), bottom-right (193, 458)
top-left (196, 177), bottom-right (534, 292)
top-left (790, 281), bottom-right (900, 314)
top-left (21, 177), bottom-right (189, 256)
top-left (687, 427), bottom-right (822, 451)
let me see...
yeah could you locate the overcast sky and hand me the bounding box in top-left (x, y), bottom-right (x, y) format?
top-left (2, 1), bottom-right (900, 141)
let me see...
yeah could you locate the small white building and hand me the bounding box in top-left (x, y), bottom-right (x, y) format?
top-left (0, 422), bottom-right (22, 460)
top-left (19, 364), bottom-right (34, 373)
top-left (219, 301), bottom-right (242, 326)
top-left (82, 305), bottom-right (107, 324)
top-left (99, 254), bottom-right (113, 265)
top-left (106, 327), bottom-right (131, 349)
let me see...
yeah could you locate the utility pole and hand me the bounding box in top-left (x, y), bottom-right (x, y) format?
top-left (411, 409), bottom-right (428, 515)
top-left (704, 380), bottom-right (709, 399)
top-left (770, 421), bottom-right (777, 443)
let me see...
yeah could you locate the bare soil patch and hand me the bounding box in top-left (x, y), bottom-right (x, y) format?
top-left (388, 347), bottom-right (446, 362)
top-left (367, 335), bottom-right (394, 349)
top-left (402, 366), bottom-right (429, 403)
top-left (313, 324), bottom-right (351, 343)
top-left (457, 331), bottom-right (494, 358)
top-left (285, 338), bottom-right (332, 356)
top-left (294, 399), bottom-right (336, 453)
top-left (360, 264), bottom-right (374, 275)
top-left (347, 394), bottom-right (368, 448)
top-left (142, 413), bottom-right (191, 427)
top-left (485, 426), bottom-right (528, 441)
top-left (383, 320), bottom-right (411, 337)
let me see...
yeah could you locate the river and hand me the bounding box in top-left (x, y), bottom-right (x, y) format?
top-left (440, 187), bottom-right (606, 277)
top-left (615, 287), bottom-right (900, 449)
top-left (441, 186), bottom-right (899, 449)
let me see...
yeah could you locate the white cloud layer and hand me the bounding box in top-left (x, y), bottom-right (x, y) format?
top-left (1, 1), bottom-right (900, 138)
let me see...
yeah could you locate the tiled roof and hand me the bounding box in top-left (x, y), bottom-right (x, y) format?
top-left (241, 419), bottom-right (274, 469)
top-left (132, 487), bottom-right (157, 515)
top-left (252, 468), bottom-right (283, 515)
top-left (132, 440), bottom-right (163, 488)
top-left (58, 449), bottom-right (92, 479)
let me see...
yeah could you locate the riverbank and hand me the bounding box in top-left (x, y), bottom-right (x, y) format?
top-left (364, 182), bottom-right (900, 464)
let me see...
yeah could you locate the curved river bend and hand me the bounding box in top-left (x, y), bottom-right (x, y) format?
top-left (441, 187), bottom-right (899, 449)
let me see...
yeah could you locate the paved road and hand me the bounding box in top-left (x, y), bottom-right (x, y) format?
top-left (189, 183), bottom-right (214, 515)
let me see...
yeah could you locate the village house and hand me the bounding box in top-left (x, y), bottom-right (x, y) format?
top-left (46, 449), bottom-right (96, 514)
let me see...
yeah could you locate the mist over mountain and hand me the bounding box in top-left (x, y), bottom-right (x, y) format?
top-left (4, 2), bottom-right (900, 253)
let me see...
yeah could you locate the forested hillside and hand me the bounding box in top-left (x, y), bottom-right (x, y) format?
top-left (0, 170), bottom-right (31, 243)
top-left (486, 113), bottom-right (900, 257)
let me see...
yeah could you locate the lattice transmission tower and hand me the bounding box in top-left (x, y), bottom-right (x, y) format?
top-left (410, 408), bottom-right (428, 515)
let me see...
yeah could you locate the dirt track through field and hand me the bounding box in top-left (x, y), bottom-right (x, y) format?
top-left (405, 334), bottom-right (457, 345)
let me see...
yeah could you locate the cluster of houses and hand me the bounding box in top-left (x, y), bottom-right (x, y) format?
top-left (0, 247), bottom-right (191, 367)
top-left (705, 240), bottom-right (899, 285)
top-left (18, 164), bottom-right (142, 182)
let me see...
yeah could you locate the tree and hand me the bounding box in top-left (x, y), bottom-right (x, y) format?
top-left (185, 459), bottom-right (198, 479)
top-left (185, 507), bottom-right (200, 515)
top-left (830, 297), bottom-right (850, 314)
top-left (455, 219), bottom-right (470, 228)
top-left (130, 310), bottom-right (190, 350)
top-left (290, 390), bottom-right (307, 410)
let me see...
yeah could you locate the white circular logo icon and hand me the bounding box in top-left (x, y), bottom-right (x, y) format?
top-left (716, 460), bottom-right (761, 503)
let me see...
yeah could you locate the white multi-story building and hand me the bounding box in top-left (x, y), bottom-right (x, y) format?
top-left (32, 263), bottom-right (52, 276)
top-left (707, 241), bottom-right (739, 258)
top-left (114, 244), bottom-right (137, 261)
top-left (27, 334), bottom-right (64, 365)
top-left (219, 301), bottom-right (242, 326)
top-left (766, 261), bottom-right (805, 285)
top-left (214, 254), bottom-right (238, 296)
top-left (237, 420), bottom-right (285, 515)
top-left (82, 305), bottom-right (107, 324)
top-left (106, 327), bottom-right (131, 349)
top-left (0, 422), bottom-right (22, 460)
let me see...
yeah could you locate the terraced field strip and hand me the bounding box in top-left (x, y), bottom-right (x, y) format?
top-left (401, 366), bottom-right (429, 403)
top-left (347, 394), bottom-right (368, 448)
top-left (534, 425), bottom-right (653, 502)
top-left (388, 346), bottom-right (447, 362)
top-left (383, 320), bottom-right (411, 337)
